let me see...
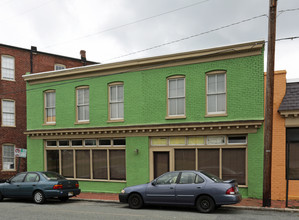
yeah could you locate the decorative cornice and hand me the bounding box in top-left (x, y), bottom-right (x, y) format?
top-left (279, 110), bottom-right (299, 118)
top-left (23, 41), bottom-right (264, 85)
top-left (25, 120), bottom-right (263, 139)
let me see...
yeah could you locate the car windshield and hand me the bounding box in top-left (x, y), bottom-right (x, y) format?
top-left (41, 172), bottom-right (66, 180)
top-left (200, 171), bottom-right (223, 183)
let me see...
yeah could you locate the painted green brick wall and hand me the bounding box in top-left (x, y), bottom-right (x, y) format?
top-left (27, 138), bottom-right (44, 172)
top-left (126, 136), bottom-right (150, 186)
top-left (26, 55), bottom-right (264, 130)
top-left (247, 126), bottom-right (264, 199)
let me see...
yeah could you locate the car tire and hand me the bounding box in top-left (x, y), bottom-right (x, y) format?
top-left (196, 195), bottom-right (215, 213)
top-left (128, 193), bottom-right (144, 209)
top-left (59, 197), bottom-right (69, 202)
top-left (33, 191), bottom-right (46, 204)
top-left (0, 192), bottom-right (3, 202)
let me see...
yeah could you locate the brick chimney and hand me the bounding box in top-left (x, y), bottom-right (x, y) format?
top-left (80, 50), bottom-right (87, 65)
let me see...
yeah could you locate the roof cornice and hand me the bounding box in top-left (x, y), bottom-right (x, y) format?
top-left (25, 120), bottom-right (263, 139)
top-left (23, 41), bottom-right (264, 85)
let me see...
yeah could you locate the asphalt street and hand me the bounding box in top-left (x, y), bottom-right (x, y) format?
top-left (0, 199), bottom-right (299, 220)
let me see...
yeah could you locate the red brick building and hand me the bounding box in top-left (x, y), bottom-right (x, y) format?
top-left (0, 44), bottom-right (97, 181)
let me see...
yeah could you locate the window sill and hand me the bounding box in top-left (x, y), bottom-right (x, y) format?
top-left (1, 125), bottom-right (16, 128)
top-left (43, 123), bottom-right (56, 126)
top-left (107, 119), bottom-right (124, 123)
top-left (1, 78), bottom-right (16, 82)
top-left (74, 121), bottom-right (90, 125)
top-left (205, 113), bottom-right (227, 118)
top-left (67, 178), bottom-right (126, 183)
top-left (165, 115), bottom-right (186, 120)
top-left (1, 169), bottom-right (16, 172)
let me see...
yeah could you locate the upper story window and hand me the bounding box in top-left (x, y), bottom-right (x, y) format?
top-left (54, 64), bottom-right (66, 70)
top-left (44, 90), bottom-right (56, 124)
top-left (2, 144), bottom-right (15, 170)
top-left (1, 55), bottom-right (15, 81)
top-left (109, 83), bottom-right (124, 121)
top-left (167, 76), bottom-right (185, 117)
top-left (206, 71), bottom-right (226, 115)
top-left (1, 100), bottom-right (15, 127)
top-left (76, 86), bottom-right (89, 123)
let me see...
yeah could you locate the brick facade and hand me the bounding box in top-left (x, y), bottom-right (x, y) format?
top-left (269, 71), bottom-right (299, 200)
top-left (0, 44), bottom-right (97, 181)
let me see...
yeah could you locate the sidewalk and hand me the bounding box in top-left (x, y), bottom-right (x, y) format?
top-left (71, 192), bottom-right (299, 212)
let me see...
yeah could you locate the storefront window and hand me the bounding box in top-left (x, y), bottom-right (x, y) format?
top-left (93, 150), bottom-right (108, 179)
top-left (76, 150), bottom-right (90, 179)
top-left (46, 150), bottom-right (59, 173)
top-left (198, 149), bottom-right (219, 177)
top-left (61, 150), bottom-right (74, 178)
top-left (175, 149), bottom-right (195, 170)
top-left (110, 150), bottom-right (126, 180)
top-left (45, 138), bottom-right (126, 181)
top-left (222, 149), bottom-right (246, 185)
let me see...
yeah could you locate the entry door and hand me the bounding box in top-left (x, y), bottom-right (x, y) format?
top-left (154, 152), bottom-right (169, 179)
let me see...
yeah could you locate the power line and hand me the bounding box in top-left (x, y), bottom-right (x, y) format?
top-left (1, 36), bottom-right (299, 97)
top-left (0, 0), bottom-right (54, 24)
top-left (42, 0), bottom-right (211, 49)
top-left (103, 14), bottom-right (268, 62)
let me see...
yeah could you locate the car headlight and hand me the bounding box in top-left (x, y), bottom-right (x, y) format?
top-left (121, 189), bottom-right (125, 194)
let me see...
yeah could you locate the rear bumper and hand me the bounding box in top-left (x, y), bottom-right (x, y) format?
top-left (119, 193), bottom-right (129, 203)
top-left (44, 188), bottom-right (81, 198)
top-left (216, 193), bottom-right (242, 205)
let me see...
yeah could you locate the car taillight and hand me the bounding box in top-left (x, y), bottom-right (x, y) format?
top-left (226, 187), bottom-right (236, 195)
top-left (53, 184), bottom-right (63, 189)
top-left (75, 183), bottom-right (79, 188)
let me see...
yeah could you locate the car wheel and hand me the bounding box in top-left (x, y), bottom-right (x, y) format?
top-left (59, 197), bottom-right (69, 202)
top-left (196, 195), bottom-right (215, 213)
top-left (0, 192), bottom-right (3, 202)
top-left (128, 193), bottom-right (144, 209)
top-left (33, 191), bottom-right (46, 204)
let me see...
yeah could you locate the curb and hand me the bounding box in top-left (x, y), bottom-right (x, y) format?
top-left (224, 205), bottom-right (299, 213)
top-left (71, 198), bottom-right (299, 213)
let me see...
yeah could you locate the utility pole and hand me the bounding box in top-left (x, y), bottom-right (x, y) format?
top-left (263, 0), bottom-right (277, 207)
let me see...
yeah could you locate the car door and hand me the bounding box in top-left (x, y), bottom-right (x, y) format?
top-left (3, 173), bottom-right (27, 197)
top-left (145, 172), bottom-right (179, 204)
top-left (19, 173), bottom-right (40, 197)
top-left (175, 172), bottom-right (206, 205)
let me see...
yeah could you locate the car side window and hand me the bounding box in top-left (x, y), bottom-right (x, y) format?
top-left (195, 174), bottom-right (204, 184)
top-left (179, 172), bottom-right (197, 184)
top-left (156, 172), bottom-right (179, 185)
top-left (11, 173), bottom-right (26, 183)
top-left (24, 173), bottom-right (39, 182)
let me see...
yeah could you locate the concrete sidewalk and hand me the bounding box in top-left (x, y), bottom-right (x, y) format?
top-left (71, 192), bottom-right (299, 212)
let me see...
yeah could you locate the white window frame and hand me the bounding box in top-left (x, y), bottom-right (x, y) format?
top-left (54, 64), bottom-right (66, 70)
top-left (44, 90), bottom-right (56, 124)
top-left (2, 144), bottom-right (15, 171)
top-left (1, 99), bottom-right (16, 127)
top-left (76, 86), bottom-right (89, 123)
top-left (108, 82), bottom-right (124, 121)
top-left (206, 71), bottom-right (227, 116)
top-left (1, 55), bottom-right (15, 81)
top-left (167, 76), bottom-right (185, 118)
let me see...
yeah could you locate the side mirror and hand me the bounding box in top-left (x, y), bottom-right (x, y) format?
top-left (151, 180), bottom-right (157, 186)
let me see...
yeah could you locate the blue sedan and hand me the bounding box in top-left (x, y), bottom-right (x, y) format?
top-left (0, 171), bottom-right (80, 204)
top-left (119, 170), bottom-right (241, 213)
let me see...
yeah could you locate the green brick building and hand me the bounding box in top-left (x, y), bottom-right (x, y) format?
top-left (24, 41), bottom-right (265, 198)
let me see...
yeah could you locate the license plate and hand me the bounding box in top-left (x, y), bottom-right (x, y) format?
top-left (68, 192), bottom-right (74, 196)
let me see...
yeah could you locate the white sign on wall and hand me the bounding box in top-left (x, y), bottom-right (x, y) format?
top-left (14, 148), bottom-right (27, 158)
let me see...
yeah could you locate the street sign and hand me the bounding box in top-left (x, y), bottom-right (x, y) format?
top-left (14, 148), bottom-right (27, 158)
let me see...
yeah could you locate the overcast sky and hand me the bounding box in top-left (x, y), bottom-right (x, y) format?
top-left (1, 0), bottom-right (299, 79)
